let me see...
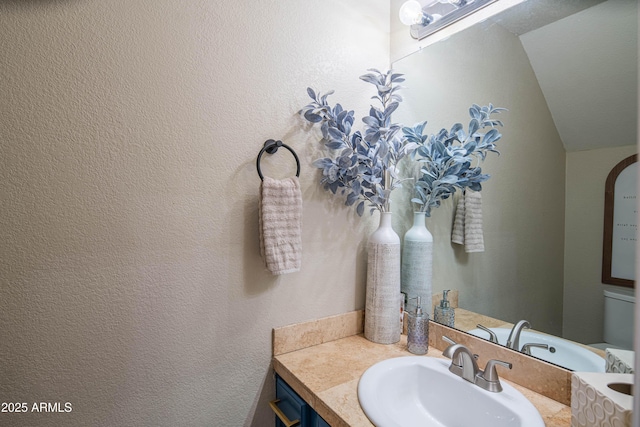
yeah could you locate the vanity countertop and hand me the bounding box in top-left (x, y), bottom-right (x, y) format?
top-left (273, 330), bottom-right (572, 426)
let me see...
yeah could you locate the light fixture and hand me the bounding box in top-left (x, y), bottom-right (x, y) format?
top-left (399, 0), bottom-right (498, 40)
top-left (399, 1), bottom-right (431, 26)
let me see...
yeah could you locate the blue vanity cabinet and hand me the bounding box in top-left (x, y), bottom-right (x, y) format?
top-left (313, 414), bottom-right (330, 427)
top-left (273, 375), bottom-right (330, 427)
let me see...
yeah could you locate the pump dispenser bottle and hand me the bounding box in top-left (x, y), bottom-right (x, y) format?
top-left (434, 289), bottom-right (455, 327)
top-left (407, 296), bottom-right (429, 355)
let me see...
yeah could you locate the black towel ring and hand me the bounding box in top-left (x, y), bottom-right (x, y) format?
top-left (256, 139), bottom-right (301, 181)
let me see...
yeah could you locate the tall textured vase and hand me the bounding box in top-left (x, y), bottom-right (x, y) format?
top-left (401, 212), bottom-right (433, 317)
top-left (365, 212), bottom-right (401, 344)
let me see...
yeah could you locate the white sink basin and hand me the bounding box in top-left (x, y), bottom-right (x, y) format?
top-left (468, 328), bottom-right (606, 372)
top-left (358, 356), bottom-right (544, 427)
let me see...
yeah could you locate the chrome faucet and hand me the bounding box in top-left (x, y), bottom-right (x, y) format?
top-left (447, 344), bottom-right (480, 383)
top-left (506, 320), bottom-right (530, 350)
top-left (442, 336), bottom-right (512, 393)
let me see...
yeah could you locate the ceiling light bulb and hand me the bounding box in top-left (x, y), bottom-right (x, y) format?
top-left (399, 1), bottom-right (424, 26)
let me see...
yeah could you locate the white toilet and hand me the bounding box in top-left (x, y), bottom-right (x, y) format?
top-left (591, 288), bottom-right (635, 350)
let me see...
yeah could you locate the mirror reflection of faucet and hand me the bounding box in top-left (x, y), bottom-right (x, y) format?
top-left (521, 342), bottom-right (550, 356)
top-left (476, 324), bottom-right (499, 344)
top-left (477, 320), bottom-right (555, 357)
top-left (506, 320), bottom-right (531, 351)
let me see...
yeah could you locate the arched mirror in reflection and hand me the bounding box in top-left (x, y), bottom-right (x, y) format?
top-left (392, 0), bottom-right (637, 372)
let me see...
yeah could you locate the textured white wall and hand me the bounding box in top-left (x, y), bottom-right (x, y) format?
top-left (0, 1), bottom-right (389, 426)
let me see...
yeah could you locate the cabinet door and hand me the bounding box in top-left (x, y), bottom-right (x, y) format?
top-left (312, 412), bottom-right (331, 427)
top-left (274, 375), bottom-right (311, 427)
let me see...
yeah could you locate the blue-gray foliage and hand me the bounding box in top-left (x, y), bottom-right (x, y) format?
top-left (404, 104), bottom-right (506, 216)
top-left (300, 69), bottom-right (413, 216)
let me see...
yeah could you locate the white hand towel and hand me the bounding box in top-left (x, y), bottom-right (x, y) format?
top-left (451, 194), bottom-right (465, 245)
top-left (451, 191), bottom-right (485, 253)
top-left (259, 176), bottom-right (302, 275)
top-left (463, 190), bottom-right (484, 253)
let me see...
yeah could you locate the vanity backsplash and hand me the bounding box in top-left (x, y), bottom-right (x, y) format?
top-left (274, 308), bottom-right (573, 406)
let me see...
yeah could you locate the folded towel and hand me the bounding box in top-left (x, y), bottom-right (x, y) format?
top-left (451, 190), bottom-right (485, 253)
top-left (451, 194), bottom-right (465, 245)
top-left (259, 176), bottom-right (302, 274)
top-left (463, 190), bottom-right (484, 253)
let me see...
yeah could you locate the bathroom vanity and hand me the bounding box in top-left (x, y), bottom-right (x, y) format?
top-left (273, 375), bottom-right (330, 427)
top-left (272, 310), bottom-right (572, 426)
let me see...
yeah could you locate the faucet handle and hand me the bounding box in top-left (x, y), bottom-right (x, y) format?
top-left (481, 359), bottom-right (512, 382)
top-left (476, 324), bottom-right (499, 344)
top-left (520, 342), bottom-right (549, 356)
top-left (441, 336), bottom-right (457, 359)
top-left (475, 359), bottom-right (512, 393)
top-left (442, 335), bottom-right (456, 345)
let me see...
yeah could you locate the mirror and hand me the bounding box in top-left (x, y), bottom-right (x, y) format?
top-left (392, 0), bottom-right (637, 370)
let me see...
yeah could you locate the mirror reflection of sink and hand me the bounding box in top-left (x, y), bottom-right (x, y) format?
top-left (357, 356), bottom-right (544, 427)
top-left (468, 328), bottom-right (606, 372)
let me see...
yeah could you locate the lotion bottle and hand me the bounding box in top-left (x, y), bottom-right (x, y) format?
top-left (434, 289), bottom-right (455, 327)
top-left (407, 296), bottom-right (429, 355)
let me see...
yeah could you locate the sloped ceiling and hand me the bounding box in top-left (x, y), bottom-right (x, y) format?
top-left (516, 0), bottom-right (637, 152)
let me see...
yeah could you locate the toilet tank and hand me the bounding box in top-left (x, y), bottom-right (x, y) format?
top-left (603, 288), bottom-right (635, 350)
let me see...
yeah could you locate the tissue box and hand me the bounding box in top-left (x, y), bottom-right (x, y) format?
top-left (606, 348), bottom-right (634, 374)
top-left (571, 372), bottom-right (633, 426)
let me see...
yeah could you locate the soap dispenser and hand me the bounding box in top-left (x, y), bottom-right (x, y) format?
top-left (407, 296), bottom-right (429, 355)
top-left (434, 290), bottom-right (455, 327)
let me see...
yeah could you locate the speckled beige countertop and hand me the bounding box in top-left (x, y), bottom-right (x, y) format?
top-left (272, 311), bottom-right (572, 427)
